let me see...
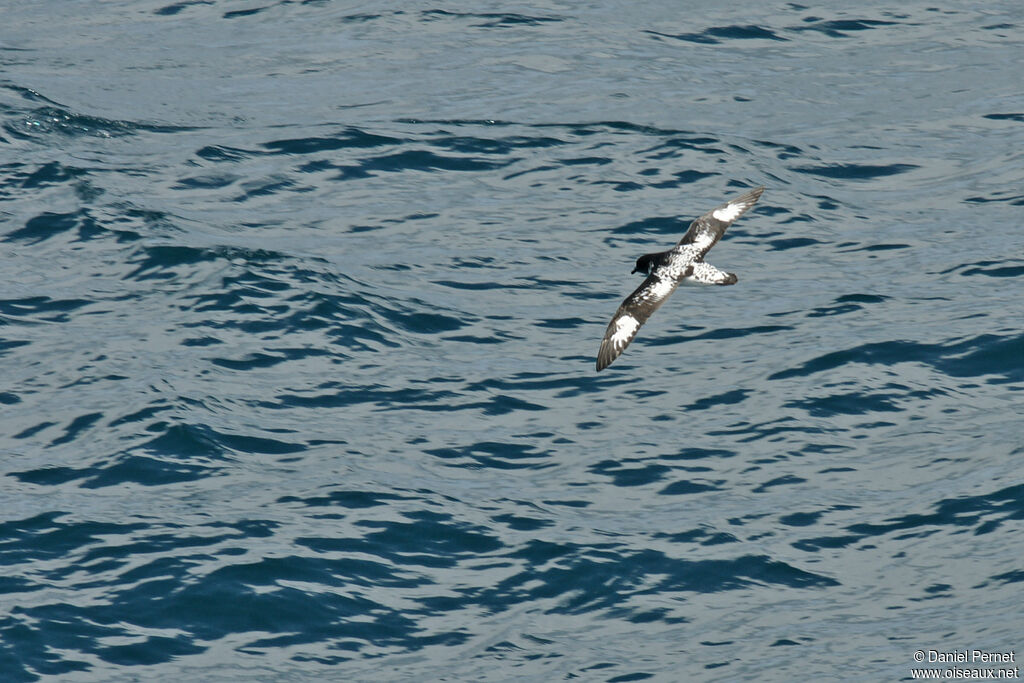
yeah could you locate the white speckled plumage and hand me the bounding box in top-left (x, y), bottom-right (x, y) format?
top-left (596, 186), bottom-right (764, 371)
top-left (683, 261), bottom-right (738, 286)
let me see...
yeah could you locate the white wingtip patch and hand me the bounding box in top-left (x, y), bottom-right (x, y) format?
top-left (712, 201), bottom-right (746, 223)
top-left (611, 314), bottom-right (639, 347)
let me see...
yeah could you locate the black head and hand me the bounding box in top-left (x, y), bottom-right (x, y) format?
top-left (631, 253), bottom-right (658, 275)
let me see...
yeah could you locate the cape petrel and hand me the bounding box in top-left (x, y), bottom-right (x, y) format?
top-left (596, 186), bottom-right (765, 371)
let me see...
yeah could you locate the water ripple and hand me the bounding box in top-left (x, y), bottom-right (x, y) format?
top-left (3, 1), bottom-right (1023, 679)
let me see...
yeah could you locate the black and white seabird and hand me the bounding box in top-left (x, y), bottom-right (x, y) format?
top-left (596, 186), bottom-right (765, 372)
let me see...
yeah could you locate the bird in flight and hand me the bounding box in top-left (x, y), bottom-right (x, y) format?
top-left (596, 186), bottom-right (765, 372)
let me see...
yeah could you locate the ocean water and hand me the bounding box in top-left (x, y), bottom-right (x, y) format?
top-left (2, 1), bottom-right (1022, 681)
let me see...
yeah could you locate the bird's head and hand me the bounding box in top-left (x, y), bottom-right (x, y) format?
top-left (631, 253), bottom-right (657, 275)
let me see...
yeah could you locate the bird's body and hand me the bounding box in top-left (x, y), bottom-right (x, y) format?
top-left (596, 186), bottom-right (764, 371)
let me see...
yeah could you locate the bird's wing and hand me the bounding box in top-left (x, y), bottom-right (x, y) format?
top-left (674, 186), bottom-right (764, 260)
top-left (596, 272), bottom-right (679, 371)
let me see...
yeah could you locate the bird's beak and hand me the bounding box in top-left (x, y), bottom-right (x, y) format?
top-left (631, 267), bottom-right (639, 274)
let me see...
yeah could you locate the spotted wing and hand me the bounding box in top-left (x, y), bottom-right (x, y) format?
top-left (674, 186), bottom-right (764, 260)
top-left (596, 273), bottom-right (678, 372)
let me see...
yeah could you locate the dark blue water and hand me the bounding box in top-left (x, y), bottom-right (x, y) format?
top-left (2, 2), bottom-right (1022, 680)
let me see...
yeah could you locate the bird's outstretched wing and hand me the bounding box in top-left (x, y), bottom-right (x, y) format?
top-left (674, 186), bottom-right (764, 260)
top-left (596, 272), bottom-right (679, 372)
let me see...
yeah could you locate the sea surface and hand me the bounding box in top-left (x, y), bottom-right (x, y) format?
top-left (2, 1), bottom-right (1023, 681)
